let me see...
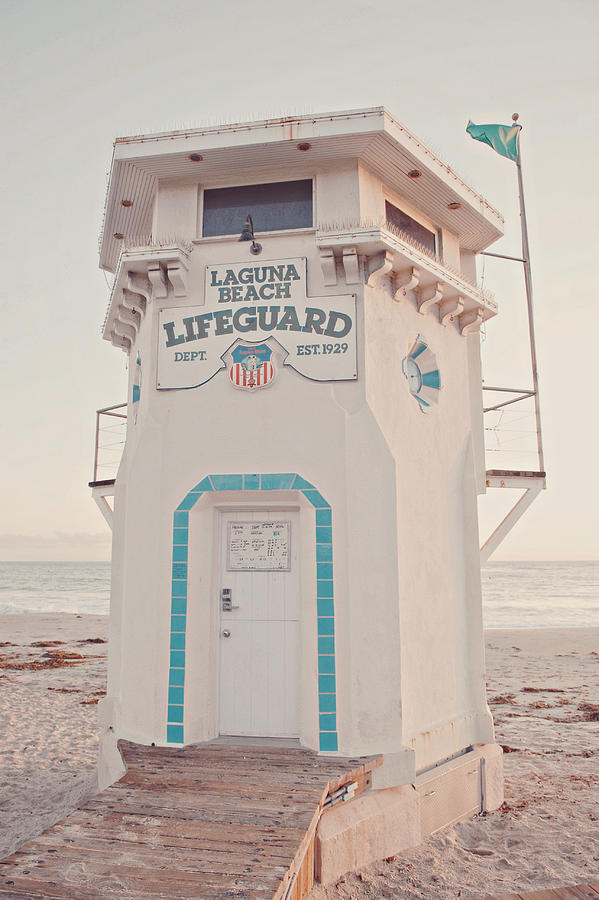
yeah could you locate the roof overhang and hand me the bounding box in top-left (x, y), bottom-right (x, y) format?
top-left (99, 107), bottom-right (504, 272)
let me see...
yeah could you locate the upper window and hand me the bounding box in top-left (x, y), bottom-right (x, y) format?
top-left (385, 201), bottom-right (436, 255)
top-left (202, 179), bottom-right (313, 237)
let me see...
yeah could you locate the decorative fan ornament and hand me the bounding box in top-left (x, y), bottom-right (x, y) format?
top-left (402, 336), bottom-right (441, 413)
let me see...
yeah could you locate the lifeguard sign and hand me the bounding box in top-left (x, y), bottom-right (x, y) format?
top-left (93, 108), bottom-right (505, 860)
top-left (157, 257), bottom-right (357, 388)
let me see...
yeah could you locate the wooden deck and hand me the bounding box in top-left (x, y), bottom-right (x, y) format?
top-left (0, 740), bottom-right (381, 900)
top-left (478, 885), bottom-right (599, 899)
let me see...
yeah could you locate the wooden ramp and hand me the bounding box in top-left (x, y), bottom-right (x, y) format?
top-left (0, 740), bottom-right (381, 900)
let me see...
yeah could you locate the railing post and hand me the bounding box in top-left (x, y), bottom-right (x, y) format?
top-left (93, 409), bottom-right (101, 482)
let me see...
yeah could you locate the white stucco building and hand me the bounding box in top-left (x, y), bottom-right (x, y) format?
top-left (92, 108), bottom-right (504, 836)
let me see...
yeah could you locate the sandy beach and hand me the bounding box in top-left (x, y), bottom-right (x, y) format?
top-left (1, 616), bottom-right (597, 898)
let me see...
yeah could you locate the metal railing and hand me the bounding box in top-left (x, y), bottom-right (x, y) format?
top-left (482, 386), bottom-right (543, 474)
top-left (92, 403), bottom-right (127, 483)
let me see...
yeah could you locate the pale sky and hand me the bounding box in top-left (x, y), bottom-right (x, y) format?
top-left (1, 0), bottom-right (597, 561)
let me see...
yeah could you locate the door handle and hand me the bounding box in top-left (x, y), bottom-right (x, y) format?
top-left (222, 629), bottom-right (231, 638)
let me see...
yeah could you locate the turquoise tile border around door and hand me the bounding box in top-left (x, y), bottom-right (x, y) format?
top-left (167, 473), bottom-right (338, 752)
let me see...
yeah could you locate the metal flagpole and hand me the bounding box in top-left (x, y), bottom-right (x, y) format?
top-left (513, 115), bottom-right (545, 474)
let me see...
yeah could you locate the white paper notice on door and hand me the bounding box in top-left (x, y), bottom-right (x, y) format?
top-left (227, 521), bottom-right (290, 571)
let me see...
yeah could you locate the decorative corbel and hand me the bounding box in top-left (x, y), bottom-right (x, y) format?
top-left (113, 320), bottom-right (136, 343)
top-left (342, 247), bottom-right (360, 285)
top-left (393, 267), bottom-right (420, 303)
top-left (121, 289), bottom-right (146, 319)
top-left (111, 331), bottom-right (131, 353)
top-left (167, 260), bottom-right (188, 298)
top-left (365, 250), bottom-right (393, 287)
top-left (148, 264), bottom-right (168, 300)
top-left (126, 272), bottom-right (151, 312)
top-left (318, 248), bottom-right (337, 286)
top-left (460, 308), bottom-right (484, 335)
top-left (440, 295), bottom-right (465, 327)
top-left (117, 305), bottom-right (141, 331)
top-left (417, 282), bottom-right (443, 316)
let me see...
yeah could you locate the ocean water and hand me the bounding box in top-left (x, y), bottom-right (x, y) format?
top-left (0, 561), bottom-right (597, 628)
top-left (0, 562), bottom-right (110, 616)
top-left (480, 561), bottom-right (599, 628)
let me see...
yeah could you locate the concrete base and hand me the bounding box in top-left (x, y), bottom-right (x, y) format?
top-left (315, 743), bottom-right (503, 884)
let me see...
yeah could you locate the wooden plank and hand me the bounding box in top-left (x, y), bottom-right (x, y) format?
top-left (44, 822), bottom-right (301, 857)
top-left (546, 889), bottom-right (599, 900)
top-left (478, 888), bottom-right (599, 900)
top-left (50, 825), bottom-right (303, 858)
top-left (0, 871), bottom-right (276, 900)
top-left (470, 894), bottom-right (523, 899)
top-left (523, 889), bottom-right (599, 900)
top-left (28, 835), bottom-right (295, 872)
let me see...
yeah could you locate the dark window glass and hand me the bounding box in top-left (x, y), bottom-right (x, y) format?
top-left (385, 201), bottom-right (436, 255)
top-left (203, 180), bottom-right (313, 237)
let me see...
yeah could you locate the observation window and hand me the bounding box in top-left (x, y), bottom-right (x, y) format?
top-left (203, 180), bottom-right (313, 237)
top-left (385, 201), bottom-right (436, 255)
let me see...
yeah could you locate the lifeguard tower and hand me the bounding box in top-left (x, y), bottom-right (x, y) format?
top-left (91, 108), bottom-right (508, 872)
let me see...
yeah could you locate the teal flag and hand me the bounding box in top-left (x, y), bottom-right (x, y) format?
top-left (466, 120), bottom-right (521, 162)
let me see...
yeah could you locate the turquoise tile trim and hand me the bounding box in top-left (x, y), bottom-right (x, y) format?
top-left (317, 562), bottom-right (333, 580)
top-left (176, 493), bottom-right (202, 511)
top-left (317, 597), bottom-right (334, 617)
top-left (167, 724), bottom-right (184, 743)
top-left (170, 632), bottom-right (185, 650)
top-left (168, 685), bottom-right (184, 704)
top-left (171, 596), bottom-right (187, 614)
top-left (319, 713), bottom-right (337, 731)
top-left (302, 490), bottom-right (329, 508)
top-left (318, 674), bottom-right (335, 693)
top-left (169, 472), bottom-right (337, 753)
top-left (318, 655), bottom-right (335, 674)
top-left (315, 508), bottom-right (332, 526)
top-left (172, 545), bottom-right (188, 563)
top-left (169, 668), bottom-right (185, 686)
top-left (318, 635), bottom-right (335, 654)
top-left (292, 474), bottom-right (315, 489)
top-left (315, 526), bottom-right (332, 544)
top-left (171, 614), bottom-right (186, 632)
top-left (167, 704), bottom-right (184, 723)
top-left (318, 693), bottom-right (336, 712)
top-left (210, 474), bottom-right (243, 491)
top-left (317, 617), bottom-right (335, 636)
top-left (173, 527), bottom-right (189, 545)
top-left (170, 650), bottom-right (185, 668)
top-left (319, 732), bottom-right (338, 752)
top-left (317, 580), bottom-right (334, 599)
top-left (316, 544), bottom-right (333, 562)
top-left (192, 477), bottom-right (213, 491)
top-left (261, 473), bottom-right (295, 490)
top-left (173, 511), bottom-right (189, 528)
top-left (171, 581), bottom-right (187, 600)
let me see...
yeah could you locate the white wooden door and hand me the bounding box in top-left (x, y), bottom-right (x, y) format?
top-left (218, 510), bottom-right (300, 737)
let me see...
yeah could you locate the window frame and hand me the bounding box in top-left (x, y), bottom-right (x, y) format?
top-left (196, 174), bottom-right (316, 241)
top-left (383, 192), bottom-right (440, 257)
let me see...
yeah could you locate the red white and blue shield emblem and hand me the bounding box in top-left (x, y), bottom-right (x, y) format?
top-left (229, 343), bottom-right (275, 391)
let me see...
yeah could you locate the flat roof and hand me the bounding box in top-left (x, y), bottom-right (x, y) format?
top-left (99, 107), bottom-right (504, 272)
